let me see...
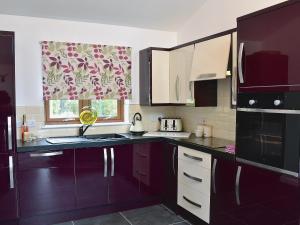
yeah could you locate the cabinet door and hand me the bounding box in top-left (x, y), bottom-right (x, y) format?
top-left (231, 164), bottom-right (300, 225)
top-left (238, 2), bottom-right (300, 92)
top-left (162, 143), bottom-right (178, 211)
top-left (0, 155), bottom-right (18, 222)
top-left (133, 142), bottom-right (165, 202)
top-left (169, 46), bottom-right (194, 104)
top-left (0, 32), bottom-right (15, 116)
top-left (75, 148), bottom-right (108, 208)
top-left (108, 144), bottom-right (140, 204)
top-left (210, 158), bottom-right (237, 224)
top-left (151, 50), bottom-right (170, 104)
top-left (18, 149), bottom-right (76, 216)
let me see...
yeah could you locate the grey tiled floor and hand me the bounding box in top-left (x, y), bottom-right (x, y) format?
top-left (54, 205), bottom-right (192, 225)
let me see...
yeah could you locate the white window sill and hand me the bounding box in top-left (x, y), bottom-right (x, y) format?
top-left (42, 122), bottom-right (131, 129)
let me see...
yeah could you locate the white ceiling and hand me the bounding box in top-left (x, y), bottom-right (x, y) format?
top-left (0, 0), bottom-right (206, 31)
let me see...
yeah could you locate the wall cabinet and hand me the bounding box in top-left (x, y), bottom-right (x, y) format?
top-left (18, 149), bottom-right (76, 217)
top-left (237, 1), bottom-right (300, 93)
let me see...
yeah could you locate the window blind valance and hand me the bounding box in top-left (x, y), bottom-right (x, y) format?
top-left (41, 41), bottom-right (132, 100)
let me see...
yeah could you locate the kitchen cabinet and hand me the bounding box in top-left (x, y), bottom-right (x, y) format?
top-left (134, 142), bottom-right (165, 202)
top-left (177, 146), bottom-right (211, 224)
top-left (75, 147), bottom-right (108, 208)
top-left (18, 149), bottom-right (76, 217)
top-left (162, 143), bottom-right (178, 212)
top-left (0, 155), bottom-right (18, 224)
top-left (210, 157), bottom-right (237, 225)
top-left (231, 163), bottom-right (300, 225)
top-left (190, 34), bottom-right (231, 82)
top-left (237, 1), bottom-right (300, 93)
top-left (169, 46), bottom-right (194, 104)
top-left (108, 144), bottom-right (141, 204)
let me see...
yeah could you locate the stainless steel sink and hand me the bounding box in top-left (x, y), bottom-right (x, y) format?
top-left (83, 133), bottom-right (127, 140)
top-left (46, 134), bottom-right (128, 144)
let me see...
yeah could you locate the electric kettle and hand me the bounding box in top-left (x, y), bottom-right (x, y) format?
top-left (130, 112), bottom-right (145, 135)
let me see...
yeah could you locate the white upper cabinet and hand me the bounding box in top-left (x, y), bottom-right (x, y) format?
top-left (151, 50), bottom-right (170, 104)
top-left (190, 34), bottom-right (231, 81)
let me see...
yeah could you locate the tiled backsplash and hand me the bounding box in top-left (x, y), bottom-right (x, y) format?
top-left (16, 78), bottom-right (236, 141)
top-left (176, 79), bottom-right (236, 141)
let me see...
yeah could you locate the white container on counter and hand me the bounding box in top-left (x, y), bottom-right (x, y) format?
top-left (203, 125), bottom-right (212, 138)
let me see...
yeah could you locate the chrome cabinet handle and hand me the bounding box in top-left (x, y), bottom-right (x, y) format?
top-left (110, 147), bottom-right (115, 177)
top-left (148, 61), bottom-right (151, 103)
top-left (9, 156), bottom-right (14, 189)
top-left (238, 42), bottom-right (245, 84)
top-left (172, 146), bottom-right (176, 175)
top-left (183, 172), bottom-right (202, 183)
top-left (7, 116), bottom-right (12, 151)
top-left (183, 153), bottom-right (203, 162)
top-left (176, 75), bottom-right (179, 101)
top-left (30, 151), bottom-right (63, 157)
top-left (104, 148), bottom-right (108, 177)
top-left (183, 196), bottom-right (202, 208)
top-left (212, 158), bottom-right (218, 194)
top-left (235, 165), bottom-right (242, 205)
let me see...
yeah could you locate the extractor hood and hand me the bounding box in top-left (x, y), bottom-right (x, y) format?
top-left (190, 34), bottom-right (231, 81)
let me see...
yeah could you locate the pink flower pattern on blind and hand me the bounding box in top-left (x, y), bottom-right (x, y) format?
top-left (41, 41), bottom-right (132, 100)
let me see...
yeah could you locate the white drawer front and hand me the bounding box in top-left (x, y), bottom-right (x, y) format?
top-left (178, 183), bottom-right (210, 223)
top-left (178, 161), bottom-right (211, 195)
top-left (178, 146), bottom-right (211, 169)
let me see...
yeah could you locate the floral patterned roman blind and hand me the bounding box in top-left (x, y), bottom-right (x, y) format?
top-left (41, 41), bottom-right (132, 100)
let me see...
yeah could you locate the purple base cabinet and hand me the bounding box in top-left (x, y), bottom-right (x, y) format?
top-left (108, 144), bottom-right (141, 205)
top-left (0, 155), bottom-right (18, 225)
top-left (18, 149), bottom-right (76, 218)
top-left (162, 143), bottom-right (178, 212)
top-left (75, 147), bottom-right (108, 209)
top-left (230, 163), bottom-right (300, 225)
top-left (133, 142), bottom-right (165, 203)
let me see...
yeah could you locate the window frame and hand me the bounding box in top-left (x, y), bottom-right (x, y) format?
top-left (44, 99), bottom-right (124, 125)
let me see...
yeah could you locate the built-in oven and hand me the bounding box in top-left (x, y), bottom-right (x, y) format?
top-left (236, 93), bottom-right (300, 177)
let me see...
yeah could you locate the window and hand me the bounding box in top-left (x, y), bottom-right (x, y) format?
top-left (45, 100), bottom-right (124, 125)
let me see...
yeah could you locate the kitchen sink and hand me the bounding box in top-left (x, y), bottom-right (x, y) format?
top-left (83, 133), bottom-right (128, 140)
top-left (46, 134), bottom-right (128, 144)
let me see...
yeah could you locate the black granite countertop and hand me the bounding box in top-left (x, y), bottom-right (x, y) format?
top-left (17, 133), bottom-right (235, 160)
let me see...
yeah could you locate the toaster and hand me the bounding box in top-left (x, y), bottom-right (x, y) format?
top-left (160, 118), bottom-right (183, 132)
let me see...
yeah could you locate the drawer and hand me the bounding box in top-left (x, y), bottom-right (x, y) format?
top-left (178, 183), bottom-right (210, 223)
top-left (178, 146), bottom-right (211, 169)
top-left (178, 161), bottom-right (211, 195)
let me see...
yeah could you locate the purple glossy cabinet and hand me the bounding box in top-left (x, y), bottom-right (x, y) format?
top-left (134, 142), bottom-right (165, 202)
top-left (109, 144), bottom-right (140, 204)
top-left (18, 149), bottom-right (76, 217)
top-left (162, 143), bottom-right (178, 212)
top-left (0, 156), bottom-right (18, 225)
top-left (210, 158), bottom-right (237, 225)
top-left (231, 163), bottom-right (300, 225)
top-left (75, 147), bottom-right (108, 208)
top-left (237, 1), bottom-right (300, 93)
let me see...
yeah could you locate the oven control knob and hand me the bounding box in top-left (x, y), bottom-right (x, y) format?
top-left (274, 99), bottom-right (282, 106)
top-left (249, 99), bottom-right (257, 106)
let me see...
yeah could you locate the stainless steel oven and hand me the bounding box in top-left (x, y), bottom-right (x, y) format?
top-left (236, 93), bottom-right (300, 177)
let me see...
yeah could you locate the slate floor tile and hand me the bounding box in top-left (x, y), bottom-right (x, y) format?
top-left (122, 204), bottom-right (184, 225)
top-left (53, 222), bottom-right (73, 225)
top-left (74, 213), bottom-right (130, 225)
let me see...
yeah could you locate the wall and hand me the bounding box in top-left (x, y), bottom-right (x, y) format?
top-left (176, 78), bottom-right (236, 141)
top-left (177, 0), bottom-right (286, 43)
top-left (0, 14), bottom-right (177, 138)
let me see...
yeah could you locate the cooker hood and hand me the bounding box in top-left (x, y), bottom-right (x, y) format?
top-left (190, 34), bottom-right (231, 81)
